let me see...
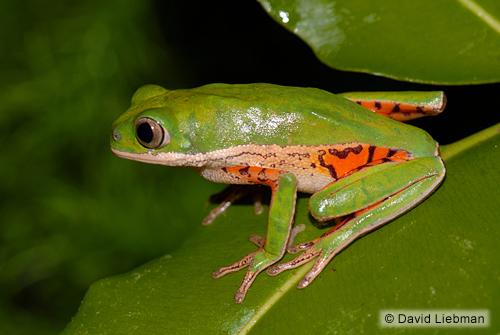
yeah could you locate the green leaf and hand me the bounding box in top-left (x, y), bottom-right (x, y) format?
top-left (62, 123), bottom-right (500, 334)
top-left (258, 0), bottom-right (500, 84)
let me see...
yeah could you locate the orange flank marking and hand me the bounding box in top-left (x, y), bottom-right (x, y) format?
top-left (357, 101), bottom-right (439, 121)
top-left (358, 101), bottom-right (393, 115)
top-left (313, 144), bottom-right (410, 180)
top-left (371, 147), bottom-right (389, 161)
top-left (390, 150), bottom-right (408, 162)
top-left (225, 166), bottom-right (282, 189)
top-left (322, 145), bottom-right (369, 178)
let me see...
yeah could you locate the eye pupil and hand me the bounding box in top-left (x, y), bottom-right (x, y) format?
top-left (135, 117), bottom-right (170, 149)
top-left (137, 122), bottom-right (154, 144)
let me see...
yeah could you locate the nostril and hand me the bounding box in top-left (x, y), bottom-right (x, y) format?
top-left (113, 129), bottom-right (121, 141)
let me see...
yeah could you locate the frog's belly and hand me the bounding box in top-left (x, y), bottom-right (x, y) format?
top-left (198, 165), bottom-right (334, 194)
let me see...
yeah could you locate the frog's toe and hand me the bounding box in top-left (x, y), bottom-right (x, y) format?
top-left (233, 267), bottom-right (261, 304)
top-left (212, 249), bottom-right (260, 278)
top-left (268, 246), bottom-right (335, 289)
top-left (251, 189), bottom-right (264, 215)
top-left (203, 185), bottom-right (247, 225)
top-left (203, 201), bottom-right (231, 226)
top-left (267, 246), bottom-right (321, 276)
top-left (297, 257), bottom-right (330, 289)
top-left (286, 224), bottom-right (307, 253)
top-left (287, 239), bottom-right (316, 254)
top-left (234, 291), bottom-right (246, 304)
top-left (215, 249), bottom-right (280, 303)
top-left (248, 233), bottom-right (265, 247)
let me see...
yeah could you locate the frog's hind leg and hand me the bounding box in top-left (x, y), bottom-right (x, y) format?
top-left (267, 156), bottom-right (445, 289)
top-left (338, 91), bottom-right (446, 121)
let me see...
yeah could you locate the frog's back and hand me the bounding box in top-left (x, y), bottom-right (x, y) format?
top-left (169, 83), bottom-right (437, 158)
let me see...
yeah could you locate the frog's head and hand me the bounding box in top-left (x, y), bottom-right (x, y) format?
top-left (110, 85), bottom-right (194, 165)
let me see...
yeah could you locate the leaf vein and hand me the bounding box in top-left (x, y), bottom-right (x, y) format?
top-left (457, 0), bottom-right (500, 34)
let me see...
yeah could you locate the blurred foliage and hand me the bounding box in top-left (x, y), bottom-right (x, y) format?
top-left (0, 1), bottom-right (211, 333)
top-left (1, 0), bottom-right (499, 334)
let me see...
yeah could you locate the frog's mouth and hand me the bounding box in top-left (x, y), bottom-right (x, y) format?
top-left (110, 147), bottom-right (209, 167)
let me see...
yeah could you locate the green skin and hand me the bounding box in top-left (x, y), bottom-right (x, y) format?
top-left (111, 83), bottom-right (446, 303)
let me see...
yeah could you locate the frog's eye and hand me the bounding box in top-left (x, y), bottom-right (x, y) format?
top-left (135, 117), bottom-right (170, 149)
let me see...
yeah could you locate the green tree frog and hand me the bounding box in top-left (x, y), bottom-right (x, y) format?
top-left (111, 83), bottom-right (446, 303)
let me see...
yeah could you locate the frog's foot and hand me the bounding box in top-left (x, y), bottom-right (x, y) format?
top-left (267, 220), bottom-right (347, 288)
top-left (267, 237), bottom-right (337, 289)
top-left (212, 225), bottom-right (303, 304)
top-left (212, 247), bottom-right (281, 303)
top-left (267, 247), bottom-right (328, 289)
top-left (202, 185), bottom-right (264, 226)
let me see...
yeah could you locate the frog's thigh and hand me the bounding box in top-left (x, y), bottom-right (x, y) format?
top-left (310, 156), bottom-right (445, 221)
top-left (338, 91), bottom-right (445, 121)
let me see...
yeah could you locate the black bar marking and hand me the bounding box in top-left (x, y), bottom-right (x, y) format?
top-left (367, 145), bottom-right (376, 164)
top-left (239, 166), bottom-right (250, 177)
top-left (256, 168), bottom-right (269, 182)
top-left (392, 103), bottom-right (401, 114)
top-left (318, 150), bottom-right (338, 180)
top-left (387, 148), bottom-right (398, 157)
top-left (328, 145), bottom-right (363, 159)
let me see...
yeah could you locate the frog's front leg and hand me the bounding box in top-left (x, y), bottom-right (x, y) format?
top-left (268, 156), bottom-right (445, 288)
top-left (211, 167), bottom-right (298, 303)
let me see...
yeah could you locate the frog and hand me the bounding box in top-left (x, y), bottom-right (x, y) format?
top-left (110, 83), bottom-right (446, 303)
